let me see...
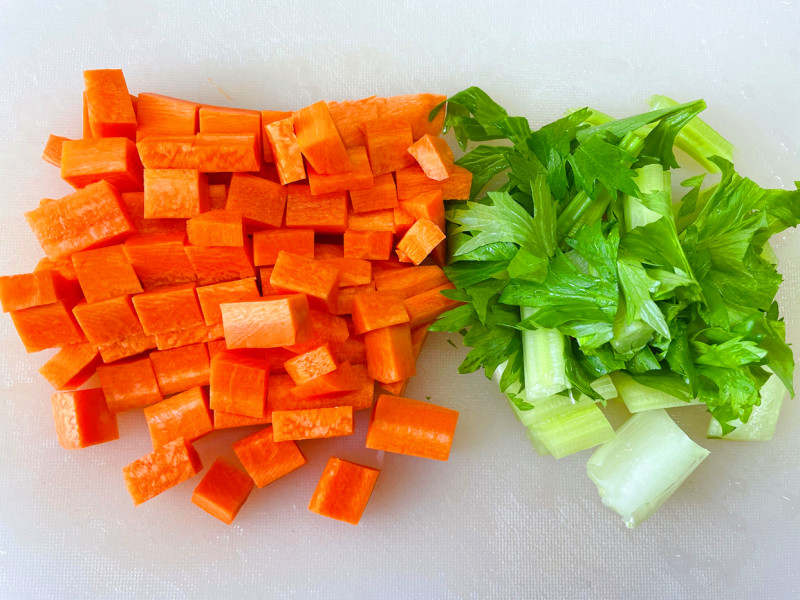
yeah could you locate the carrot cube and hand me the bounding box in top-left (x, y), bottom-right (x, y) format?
top-left (209, 351), bottom-right (268, 418)
top-left (328, 96), bottom-right (385, 148)
top-left (155, 324), bottom-right (213, 351)
top-left (221, 295), bottom-right (310, 349)
top-left (344, 230), bottom-right (393, 261)
top-left (123, 233), bottom-right (196, 289)
top-left (395, 219), bottom-right (445, 265)
top-left (348, 208), bottom-right (396, 233)
top-left (83, 69), bottom-right (137, 139)
top-left (149, 342), bottom-right (210, 396)
top-left (39, 342), bottom-right (101, 390)
top-left (97, 356), bottom-right (162, 413)
top-left (51, 388), bottom-right (119, 450)
top-left (42, 134), bottom-right (71, 167)
top-left (399, 190), bottom-right (445, 228)
top-left (404, 283), bottom-right (461, 328)
top-left (122, 437), bottom-right (202, 505)
top-left (144, 386), bottom-right (213, 449)
top-left (380, 325), bottom-right (429, 396)
top-left (264, 116), bottom-right (306, 185)
top-left (383, 93), bottom-right (446, 140)
top-left (395, 164), bottom-right (440, 201)
top-left (60, 137), bottom-right (143, 192)
top-left (252, 229), bottom-right (314, 267)
top-left (120, 192), bottom-right (185, 236)
top-left (442, 165), bottom-right (473, 200)
top-left (307, 146), bottom-right (373, 195)
top-left (407, 134), bottom-right (454, 181)
top-left (11, 301), bottom-right (84, 353)
top-left (352, 291), bottom-right (409, 334)
top-left (314, 244), bottom-right (344, 260)
top-left (136, 135), bottom-right (197, 169)
top-left (144, 169), bottom-right (208, 219)
top-left (135, 93), bottom-right (200, 141)
top-left (334, 282), bottom-right (375, 316)
top-left (291, 361), bottom-right (360, 398)
top-left (96, 331), bottom-right (156, 363)
top-left (186, 209), bottom-right (244, 247)
top-left (374, 265), bottom-right (449, 299)
top-left (71, 295), bottom-right (142, 345)
top-left (363, 117), bottom-right (415, 176)
top-left (284, 344), bottom-right (338, 385)
top-left (366, 394), bottom-right (458, 460)
top-left (232, 425), bottom-right (307, 488)
top-left (196, 277), bottom-right (260, 327)
top-left (393, 207), bottom-right (415, 234)
top-left (283, 308), bottom-right (348, 354)
top-left (308, 457), bottom-right (380, 525)
top-left (259, 267), bottom-right (277, 296)
top-left (214, 410), bottom-right (271, 430)
top-left (225, 173), bottom-right (286, 230)
top-left (71, 244), bottom-right (143, 303)
top-left (184, 245), bottom-right (255, 286)
top-left (349, 173), bottom-right (398, 213)
top-left (272, 406), bottom-right (354, 442)
top-left (194, 133), bottom-right (260, 172)
top-left (285, 184), bottom-right (348, 234)
top-left (270, 251), bottom-right (339, 311)
top-left (132, 283), bottom-right (204, 336)
top-left (294, 101), bottom-right (351, 174)
top-left (335, 336), bottom-right (368, 367)
top-left (191, 457), bottom-right (254, 524)
top-left (0, 269), bottom-right (75, 313)
top-left (199, 105), bottom-right (262, 158)
top-left (364, 323), bottom-right (415, 384)
top-left (261, 110), bottom-right (293, 162)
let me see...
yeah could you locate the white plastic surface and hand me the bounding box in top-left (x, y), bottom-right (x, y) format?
top-left (1, 1), bottom-right (799, 598)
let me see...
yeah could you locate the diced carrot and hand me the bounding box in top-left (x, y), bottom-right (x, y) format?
top-left (261, 110), bottom-right (292, 162)
top-left (154, 324), bottom-right (214, 351)
top-left (395, 164), bottom-right (440, 200)
top-left (404, 283), bottom-right (461, 328)
top-left (264, 373), bottom-right (296, 413)
top-left (186, 209), bottom-right (244, 247)
top-left (209, 351), bottom-right (268, 418)
top-left (135, 93), bottom-right (200, 141)
top-left (52, 388), bottom-right (119, 450)
top-left (72, 295), bottom-right (142, 346)
top-left (270, 251), bottom-right (339, 311)
top-left (366, 394), bottom-right (458, 460)
top-left (265, 347), bottom-right (294, 374)
top-left (393, 206), bottom-right (415, 234)
top-left (318, 257), bottom-right (371, 287)
top-left (11, 301), bottom-right (84, 353)
top-left (213, 409), bottom-right (271, 430)
top-left (96, 355), bottom-right (162, 413)
top-left (348, 208), bottom-right (396, 232)
top-left (335, 336), bottom-right (367, 366)
top-left (191, 457), bottom-right (254, 524)
top-left (39, 342), bottom-right (101, 390)
top-left (132, 283), bottom-right (204, 336)
top-left (352, 291), bottom-right (409, 334)
top-left (83, 69), bottom-right (136, 139)
top-left (60, 137), bottom-right (143, 192)
top-left (363, 117), bottom-right (414, 176)
top-left (144, 386), bottom-right (213, 449)
top-left (42, 135), bottom-right (72, 167)
top-left (283, 308), bottom-right (349, 354)
top-left (382, 93), bottom-right (446, 140)
top-left (149, 342), bottom-right (210, 396)
top-left (144, 169), bottom-right (208, 218)
top-left (407, 134), bottom-right (454, 181)
top-left (194, 133), bottom-right (260, 172)
top-left (196, 277), bottom-right (260, 327)
top-left (308, 457), bottom-right (380, 525)
top-left (343, 230), bottom-right (393, 261)
top-left (441, 164), bottom-right (472, 200)
top-left (349, 173), bottom-right (398, 213)
top-left (123, 233), bottom-right (196, 289)
top-left (25, 180), bottom-right (135, 260)
top-left (329, 96), bottom-right (386, 147)
top-left (399, 190), bottom-right (445, 229)
top-left (269, 367), bottom-right (367, 413)
top-left (185, 245), bottom-right (255, 286)
top-left (221, 295), bottom-right (310, 349)
top-left (123, 437), bottom-right (202, 505)
top-left (82, 92), bottom-right (92, 139)
top-left (380, 325), bottom-right (430, 396)
top-left (286, 184), bottom-right (348, 234)
top-left (334, 282), bottom-right (375, 316)
top-left (395, 219), bottom-right (445, 265)
top-left (97, 332), bottom-right (156, 363)
top-left (199, 104), bottom-right (262, 159)
top-left (294, 101), bottom-right (351, 174)
top-left (71, 244), bottom-right (143, 303)
top-left (307, 146), bottom-right (373, 195)
top-left (364, 323), bottom-right (415, 384)
top-left (34, 256), bottom-right (80, 283)
top-left (272, 406), bottom-right (354, 442)
top-left (120, 192), bottom-right (186, 235)
top-left (208, 183), bottom-right (228, 211)
top-left (284, 344), bottom-right (338, 385)
top-left (374, 264), bottom-right (449, 299)
top-left (252, 229), bottom-right (314, 267)
top-left (232, 426), bottom-right (307, 488)
top-left (259, 267), bottom-right (277, 296)
top-left (225, 173), bottom-right (286, 230)
top-left (136, 135), bottom-right (197, 169)
top-left (0, 270), bottom-right (74, 313)
top-left (314, 243), bottom-right (344, 260)
top-left (264, 116), bottom-right (306, 185)
top-left (291, 361), bottom-right (360, 398)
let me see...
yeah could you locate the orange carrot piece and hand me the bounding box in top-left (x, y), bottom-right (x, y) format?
top-left (252, 229), bottom-right (314, 267)
top-left (184, 245), bottom-right (255, 286)
top-left (395, 164), bottom-right (440, 200)
top-left (407, 134), bottom-right (454, 181)
top-left (144, 169), bottom-right (208, 218)
top-left (60, 137), bottom-right (143, 192)
top-left (284, 344), bottom-right (338, 385)
top-left (393, 206), bottom-right (415, 235)
top-left (120, 192), bottom-right (186, 235)
top-left (149, 342), bottom-right (210, 396)
top-left (318, 257), bottom-right (371, 287)
top-left (221, 294), bottom-right (310, 349)
top-left (366, 394), bottom-right (458, 460)
top-left (261, 110), bottom-right (293, 162)
top-left (352, 291), bottom-right (409, 334)
top-left (232, 425), bottom-right (307, 488)
top-left (0, 270), bottom-right (75, 313)
top-left (82, 92), bottom-right (92, 139)
top-left (51, 388), bottom-right (119, 450)
top-left (441, 165), bottom-right (472, 200)
top-left (209, 351), bottom-right (268, 418)
top-left (191, 457), bottom-right (254, 524)
top-left (268, 369), bottom-right (368, 413)
top-left (291, 361), bottom-right (360, 398)
top-left (186, 209), bottom-right (244, 247)
top-left (308, 457), bottom-right (380, 525)
top-left (95, 355), bottom-right (160, 412)
top-left (194, 133), bottom-right (260, 172)
top-left (329, 96), bottom-right (386, 147)
top-left (97, 332), bottom-right (156, 363)
top-left (334, 282), bottom-right (375, 316)
top-left (314, 243), bottom-right (344, 260)
top-left (136, 135), bottom-right (197, 169)
top-left (71, 244), bottom-right (143, 303)
top-left (294, 101), bottom-right (351, 174)
top-left (395, 219), bottom-right (445, 265)
top-left (364, 323), bottom-right (415, 384)
top-left (213, 409), bottom-right (271, 430)
top-left (343, 230), bottom-right (393, 261)
top-left (208, 183), bottom-right (228, 211)
top-left (270, 251), bottom-right (339, 311)
top-left (72, 295), bottom-right (142, 345)
top-left (225, 173), bottom-right (286, 230)
top-left (348, 208), bottom-right (396, 233)
top-left (11, 301), bottom-right (84, 353)
top-left (264, 373), bottom-right (296, 413)
top-left (265, 347), bottom-right (294, 373)
top-left (272, 406), bottom-right (354, 442)
top-left (349, 173), bottom-right (398, 213)
top-left (404, 283), bottom-right (461, 328)
top-left (39, 342), bottom-right (101, 390)
top-left (399, 190), bottom-right (445, 229)
top-left (135, 93), bottom-right (200, 141)
top-left (154, 323), bottom-right (214, 351)
top-left (34, 256), bottom-right (80, 283)
top-left (258, 267), bottom-right (277, 296)
top-left (83, 69), bottom-right (137, 140)
top-left (132, 283), bottom-right (204, 336)
top-left (335, 336), bottom-right (367, 366)
top-left (196, 277), bottom-right (260, 327)
top-left (199, 105), bottom-right (262, 159)
top-left (363, 117), bottom-right (414, 176)
top-left (286, 184), bottom-right (348, 234)
top-left (283, 308), bottom-right (349, 355)
top-left (307, 146), bottom-right (373, 195)
top-left (123, 437), bottom-right (202, 505)
top-left (25, 180), bottom-right (134, 260)
top-left (380, 325), bottom-right (430, 396)
top-left (42, 134), bottom-right (72, 167)
top-left (123, 233), bottom-right (196, 289)
top-left (144, 386), bottom-right (213, 449)
top-left (264, 116), bottom-right (306, 185)
top-left (382, 93), bottom-right (446, 140)
top-left (374, 264), bottom-right (449, 299)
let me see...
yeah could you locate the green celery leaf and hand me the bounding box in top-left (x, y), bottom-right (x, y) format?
top-left (568, 134), bottom-right (640, 198)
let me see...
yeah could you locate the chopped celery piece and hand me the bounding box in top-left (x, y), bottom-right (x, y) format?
top-left (611, 372), bottom-right (699, 412)
top-left (590, 374), bottom-right (617, 400)
top-left (587, 409), bottom-right (710, 528)
top-left (523, 424), bottom-right (551, 456)
top-left (624, 164), bottom-right (669, 231)
top-left (529, 397), bottom-right (615, 459)
top-left (520, 307), bottom-right (569, 401)
top-left (707, 373), bottom-right (787, 441)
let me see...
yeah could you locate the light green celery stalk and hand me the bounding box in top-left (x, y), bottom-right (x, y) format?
top-left (611, 372), bottom-right (699, 412)
top-left (520, 307), bottom-right (569, 401)
top-left (494, 362), bottom-right (550, 455)
top-left (589, 374), bottom-right (618, 401)
top-left (707, 372), bottom-right (787, 441)
top-left (530, 398), bottom-right (616, 459)
top-left (587, 409), bottom-right (710, 528)
top-left (624, 164), bottom-right (671, 231)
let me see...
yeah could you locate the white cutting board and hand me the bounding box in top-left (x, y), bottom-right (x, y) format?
top-left (0, 1), bottom-right (798, 598)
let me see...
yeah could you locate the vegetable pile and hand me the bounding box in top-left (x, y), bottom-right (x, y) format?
top-left (2, 69), bottom-right (465, 525)
top-left (433, 87), bottom-right (799, 527)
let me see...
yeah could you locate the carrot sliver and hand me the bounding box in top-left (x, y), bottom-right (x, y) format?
top-left (261, 110), bottom-right (293, 162)
top-left (308, 457), bottom-right (380, 525)
top-left (232, 426), bottom-right (307, 488)
top-left (135, 93), bottom-right (199, 141)
top-left (51, 388), bottom-right (119, 450)
top-left (191, 457), bottom-right (254, 525)
top-left (209, 351), bottom-right (268, 418)
top-left (71, 244), bottom-right (143, 303)
top-left (132, 283), bottom-right (204, 336)
top-left (364, 323), bottom-right (415, 384)
top-left (72, 295), bottom-right (143, 346)
top-left (382, 93), bottom-right (446, 140)
top-left (284, 344), bottom-right (338, 385)
top-left (404, 283), bottom-right (462, 328)
top-left (307, 146), bottom-right (373, 195)
top-left (42, 135), bottom-right (72, 167)
top-left (122, 437), bottom-right (202, 506)
top-left (352, 291), bottom-right (409, 334)
top-left (144, 386), bottom-right (213, 449)
top-left (272, 406), bottom-right (354, 442)
top-left (441, 165), bottom-right (472, 200)
top-left (286, 184), bottom-right (348, 234)
top-left (252, 229), bottom-right (314, 267)
top-left (363, 117), bottom-right (414, 176)
top-left (149, 342), bottom-right (210, 396)
top-left (97, 356), bottom-right (162, 413)
top-left (196, 277), bottom-right (260, 327)
top-left (270, 251), bottom-right (339, 311)
top-left (329, 96), bottom-right (385, 147)
top-left (186, 209), bottom-right (244, 247)
top-left (294, 101), bottom-right (351, 174)
top-left (61, 137), bottom-right (143, 193)
top-left (81, 92), bottom-right (92, 139)
top-left (318, 257), bottom-right (371, 287)
top-left (407, 134), bottom-right (455, 181)
top-left (83, 69), bottom-right (136, 139)
top-left (334, 282), bottom-right (375, 316)
top-left (221, 295), bottom-right (310, 349)
top-left (185, 245), bottom-right (255, 286)
top-left (290, 361), bottom-right (360, 398)
top-left (395, 219), bottom-right (445, 265)
top-left (11, 301), bottom-right (85, 353)
top-left (120, 192), bottom-right (186, 235)
top-left (226, 173), bottom-right (286, 229)
top-left (39, 342), bottom-right (101, 390)
top-left (123, 233), bottom-right (196, 289)
top-left (374, 265), bottom-right (449, 299)
top-left (349, 173), bottom-right (398, 213)
top-left (348, 208), bottom-right (396, 233)
top-left (264, 116), bottom-right (306, 185)
top-left (144, 169), bottom-right (208, 218)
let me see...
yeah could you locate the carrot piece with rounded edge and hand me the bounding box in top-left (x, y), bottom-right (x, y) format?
top-left (209, 351), bottom-right (268, 418)
top-left (214, 409), bottom-right (271, 430)
top-left (72, 295), bottom-right (142, 345)
top-left (314, 244), bottom-right (344, 260)
top-left (265, 116), bottom-right (306, 185)
top-left (291, 361), bottom-right (360, 398)
top-left (135, 93), bottom-right (199, 141)
top-left (307, 146), bottom-right (373, 195)
top-left (221, 295), bottom-right (310, 349)
top-left (335, 282), bottom-right (375, 316)
top-left (283, 308), bottom-right (348, 354)
top-left (97, 332), bottom-right (156, 363)
top-left (352, 291), bottom-right (409, 334)
top-left (294, 101), bottom-right (351, 174)
top-left (395, 164), bottom-right (440, 201)
top-left (196, 277), bottom-right (260, 327)
top-left (405, 283), bottom-right (462, 328)
top-left (261, 110), bottom-right (292, 162)
top-left (395, 219), bottom-right (445, 265)
top-left (270, 251), bottom-right (339, 311)
top-left (233, 425), bottom-right (307, 488)
top-left (144, 386), bottom-right (213, 449)
top-left (39, 342), bottom-right (101, 390)
top-left (132, 283), bottom-right (204, 336)
top-left (96, 356), bottom-right (162, 413)
top-left (25, 180), bottom-right (134, 261)
top-left (380, 325), bottom-right (430, 396)
top-left (349, 173), bottom-right (398, 213)
top-left (185, 245), bottom-right (255, 286)
top-left (286, 184), bottom-right (348, 234)
top-left (120, 192), bottom-right (186, 235)
top-left (374, 265), bottom-right (449, 299)
top-left (383, 93), bottom-right (446, 140)
top-left (149, 342), bottom-right (210, 396)
top-left (225, 173), bottom-right (286, 229)
top-left (11, 301), bottom-right (84, 353)
top-left (393, 207), bottom-right (415, 234)
top-left (343, 230), bottom-right (393, 261)
top-left (366, 394), bottom-right (458, 460)
top-left (348, 208), bottom-right (396, 233)
top-left (71, 244), bottom-right (142, 303)
top-left (52, 388), bottom-right (119, 450)
top-left (83, 69), bottom-right (136, 140)
top-left (364, 323), bottom-right (415, 384)
top-left (186, 209), bottom-right (244, 247)
top-left (335, 336), bottom-right (367, 366)
top-left (208, 184), bottom-right (227, 211)
top-left (284, 344), bottom-right (338, 385)
top-left (82, 92), bottom-right (92, 139)
top-left (123, 437), bottom-right (202, 506)
top-left (191, 457), bottom-right (254, 524)
top-left (329, 96), bottom-right (386, 148)
top-left (199, 105), bottom-right (262, 158)
top-left (253, 229), bottom-right (314, 267)
top-left (363, 117), bottom-right (414, 176)
top-left (123, 233), bottom-right (196, 289)
top-left (308, 457), bottom-right (379, 525)
top-left (441, 165), bottom-right (472, 200)
top-left (273, 406), bottom-right (353, 442)
top-left (42, 135), bottom-right (71, 167)
top-left (407, 134), bottom-right (454, 181)
top-left (195, 133), bottom-right (260, 172)
top-left (144, 169), bottom-right (208, 219)
top-left (318, 258), bottom-right (371, 288)
top-left (0, 270), bottom-right (74, 313)
top-left (60, 137), bottom-right (143, 192)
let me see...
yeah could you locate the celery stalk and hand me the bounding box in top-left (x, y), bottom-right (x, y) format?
top-left (624, 164), bottom-right (670, 231)
top-left (530, 399), bottom-right (615, 459)
top-left (589, 374), bottom-right (618, 401)
top-left (707, 373), bottom-right (787, 441)
top-left (520, 307), bottom-right (569, 401)
top-left (611, 372), bottom-right (698, 412)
